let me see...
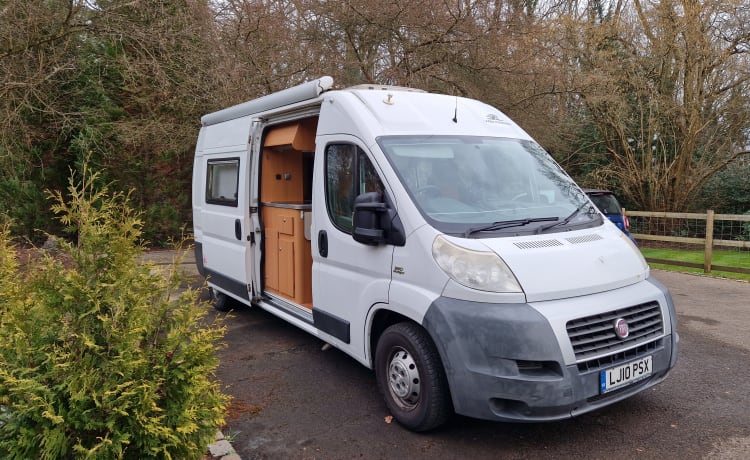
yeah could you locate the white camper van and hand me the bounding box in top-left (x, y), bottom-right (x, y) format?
top-left (192, 77), bottom-right (678, 431)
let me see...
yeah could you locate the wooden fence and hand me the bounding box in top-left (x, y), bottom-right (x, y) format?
top-left (625, 210), bottom-right (750, 275)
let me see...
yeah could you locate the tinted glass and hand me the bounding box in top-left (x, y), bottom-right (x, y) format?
top-left (206, 158), bottom-right (239, 206)
top-left (326, 144), bottom-right (384, 233)
top-left (589, 193), bottom-right (623, 215)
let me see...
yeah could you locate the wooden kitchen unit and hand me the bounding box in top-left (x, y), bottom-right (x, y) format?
top-left (261, 204), bottom-right (312, 307)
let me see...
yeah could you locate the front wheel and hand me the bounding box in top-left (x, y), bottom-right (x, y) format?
top-left (375, 322), bottom-right (452, 431)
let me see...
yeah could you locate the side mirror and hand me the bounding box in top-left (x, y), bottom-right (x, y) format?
top-left (352, 192), bottom-right (386, 245)
top-left (352, 192), bottom-right (406, 247)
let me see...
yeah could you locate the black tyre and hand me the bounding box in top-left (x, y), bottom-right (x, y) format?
top-left (375, 322), bottom-right (452, 431)
top-left (210, 288), bottom-right (234, 312)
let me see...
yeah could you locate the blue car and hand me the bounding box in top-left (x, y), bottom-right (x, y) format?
top-left (584, 189), bottom-right (637, 245)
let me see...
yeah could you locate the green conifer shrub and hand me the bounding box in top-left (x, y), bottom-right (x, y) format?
top-left (0, 165), bottom-right (228, 459)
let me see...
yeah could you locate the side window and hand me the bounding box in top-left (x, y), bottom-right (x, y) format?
top-left (326, 144), bottom-right (384, 233)
top-left (206, 158), bottom-right (239, 206)
top-left (359, 149), bottom-right (384, 196)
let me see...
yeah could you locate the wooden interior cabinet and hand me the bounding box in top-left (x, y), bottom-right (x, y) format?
top-left (262, 205), bottom-right (312, 307)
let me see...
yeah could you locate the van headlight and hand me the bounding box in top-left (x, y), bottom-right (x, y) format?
top-left (619, 232), bottom-right (650, 274)
top-left (432, 235), bottom-right (522, 293)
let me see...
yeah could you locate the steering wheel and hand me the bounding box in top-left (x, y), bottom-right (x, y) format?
top-left (511, 192), bottom-right (529, 201)
top-left (415, 185), bottom-right (440, 199)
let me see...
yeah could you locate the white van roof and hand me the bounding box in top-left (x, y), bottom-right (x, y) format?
top-left (321, 87), bottom-right (533, 140)
top-left (200, 76), bottom-right (532, 141)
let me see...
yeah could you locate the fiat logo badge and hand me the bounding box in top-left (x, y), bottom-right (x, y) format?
top-left (614, 318), bottom-right (629, 339)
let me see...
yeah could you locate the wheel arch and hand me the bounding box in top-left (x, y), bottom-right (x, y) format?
top-left (367, 308), bottom-right (413, 368)
top-left (366, 303), bottom-right (449, 378)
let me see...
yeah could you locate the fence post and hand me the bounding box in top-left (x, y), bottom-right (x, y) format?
top-left (704, 209), bottom-right (714, 273)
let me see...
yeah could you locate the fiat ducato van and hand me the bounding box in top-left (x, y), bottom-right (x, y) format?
top-left (192, 77), bottom-right (678, 431)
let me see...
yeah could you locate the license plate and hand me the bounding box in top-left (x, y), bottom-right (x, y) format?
top-left (600, 356), bottom-right (652, 394)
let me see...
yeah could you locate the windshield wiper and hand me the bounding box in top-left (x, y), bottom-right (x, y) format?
top-left (536, 204), bottom-right (590, 234)
top-left (464, 217), bottom-right (559, 238)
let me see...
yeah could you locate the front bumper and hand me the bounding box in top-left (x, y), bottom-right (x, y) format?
top-left (421, 279), bottom-right (679, 422)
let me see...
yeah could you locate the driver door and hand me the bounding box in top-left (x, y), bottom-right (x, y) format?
top-left (312, 137), bottom-right (394, 357)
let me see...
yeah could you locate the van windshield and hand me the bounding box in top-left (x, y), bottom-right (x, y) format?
top-left (377, 136), bottom-right (601, 237)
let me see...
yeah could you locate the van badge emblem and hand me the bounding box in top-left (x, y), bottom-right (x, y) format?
top-left (613, 318), bottom-right (629, 339)
top-left (393, 266), bottom-right (405, 275)
top-left (485, 114), bottom-right (508, 125)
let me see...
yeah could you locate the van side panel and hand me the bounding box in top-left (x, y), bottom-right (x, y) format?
top-left (193, 116), bottom-right (254, 301)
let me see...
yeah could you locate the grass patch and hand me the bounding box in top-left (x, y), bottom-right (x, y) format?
top-left (641, 247), bottom-right (750, 282)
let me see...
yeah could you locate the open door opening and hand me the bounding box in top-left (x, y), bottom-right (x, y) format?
top-left (259, 117), bottom-right (317, 308)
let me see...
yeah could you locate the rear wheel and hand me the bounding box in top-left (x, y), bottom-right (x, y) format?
top-left (210, 288), bottom-right (234, 312)
top-left (375, 322), bottom-right (452, 431)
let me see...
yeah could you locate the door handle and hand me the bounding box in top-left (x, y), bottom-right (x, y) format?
top-left (234, 219), bottom-right (242, 241)
top-left (318, 230), bottom-right (328, 258)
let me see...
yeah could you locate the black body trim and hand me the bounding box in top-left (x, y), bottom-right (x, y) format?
top-left (203, 266), bottom-right (251, 302)
top-left (313, 309), bottom-right (351, 344)
top-left (194, 243), bottom-right (206, 277)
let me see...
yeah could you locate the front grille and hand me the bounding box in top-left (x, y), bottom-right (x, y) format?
top-left (567, 301), bottom-right (664, 368)
top-left (577, 338), bottom-right (662, 372)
